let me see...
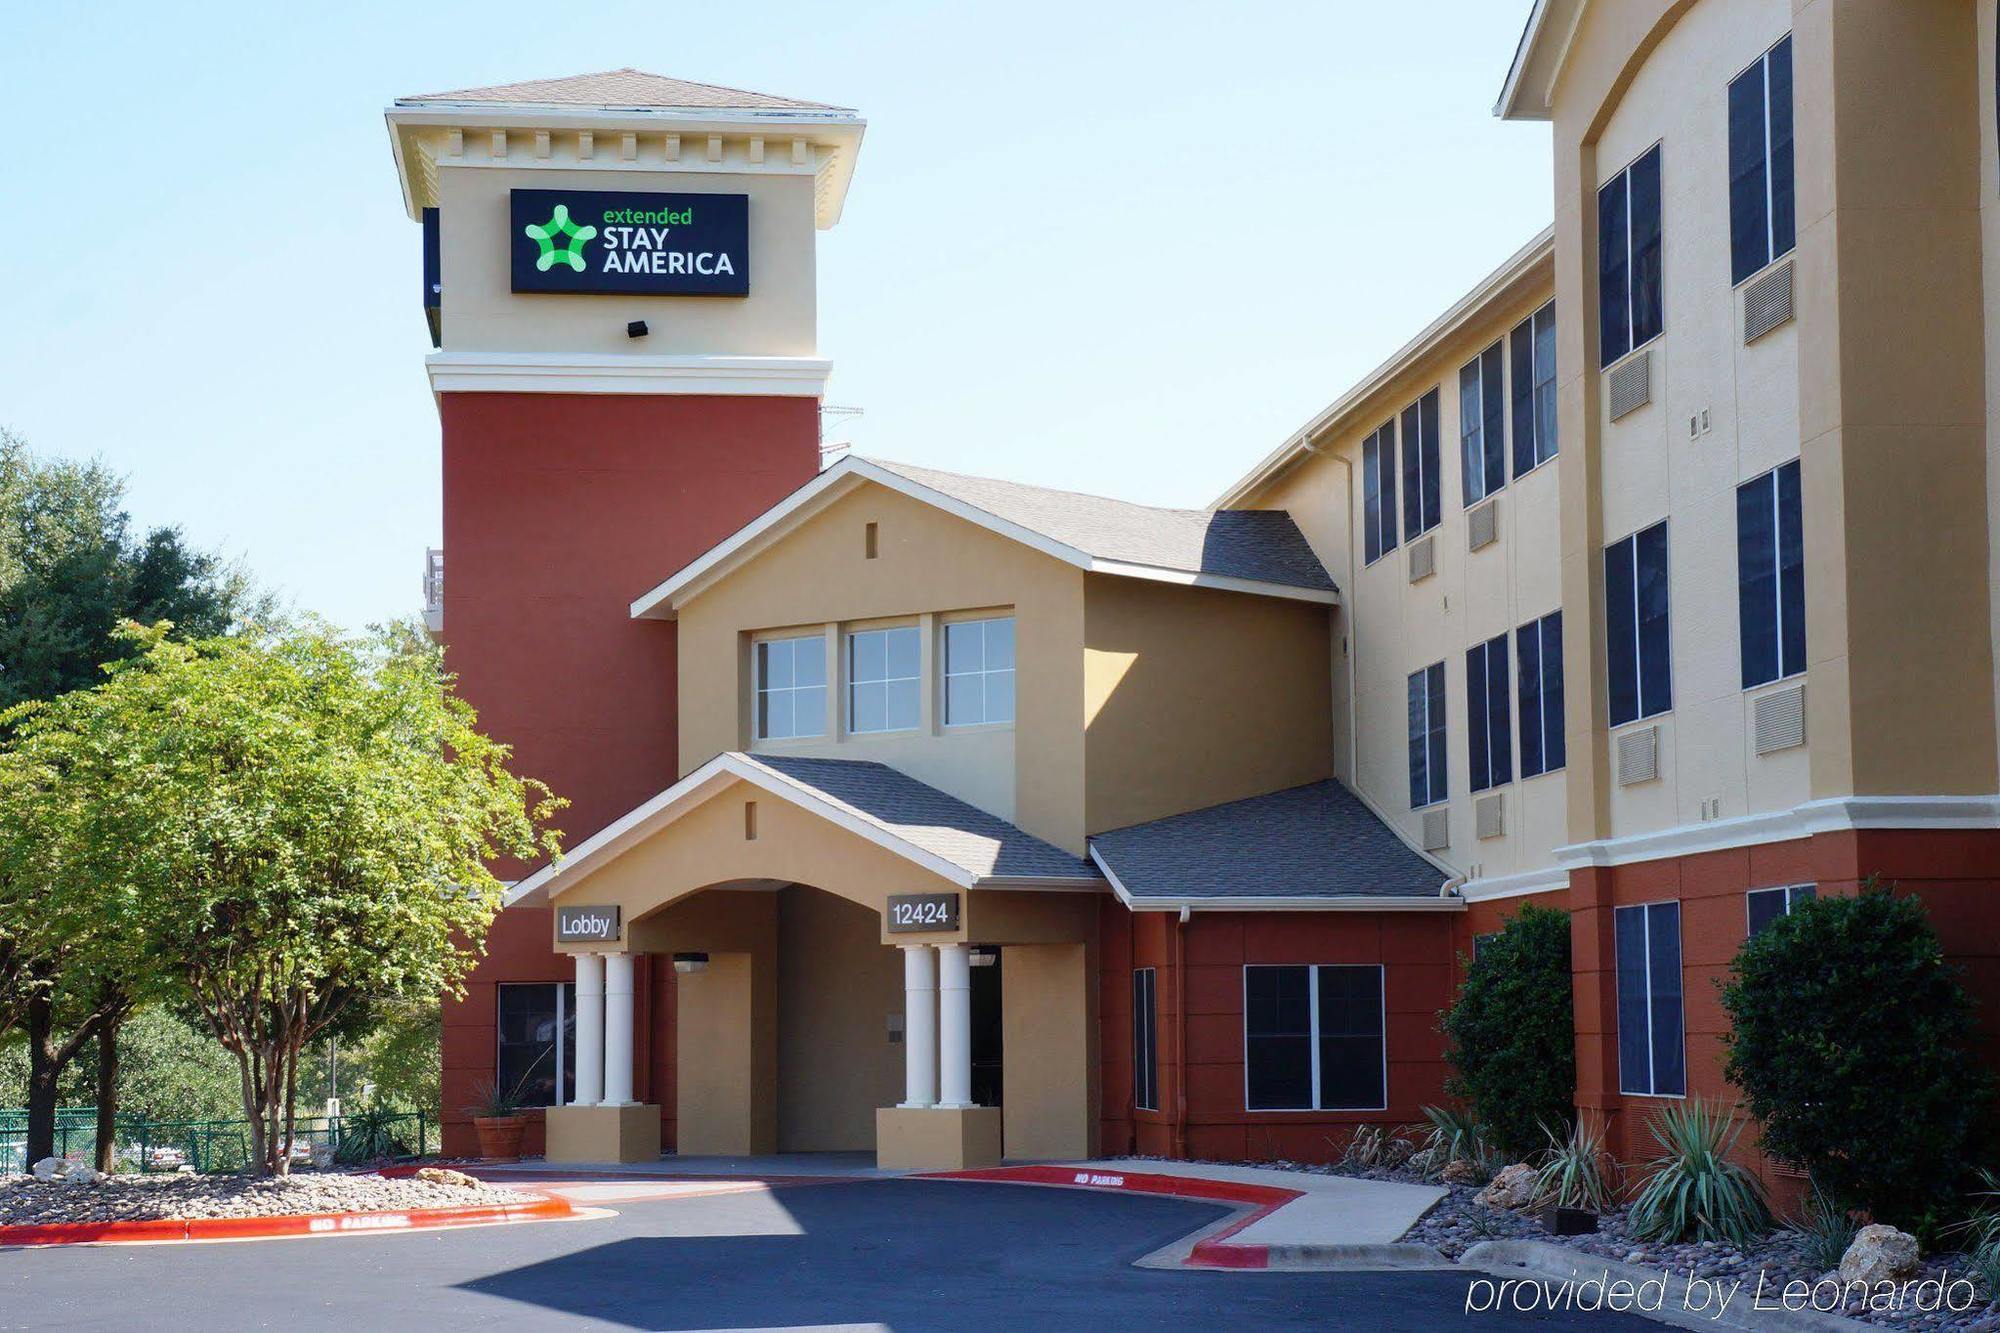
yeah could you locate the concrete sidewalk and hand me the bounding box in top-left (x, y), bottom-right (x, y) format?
top-left (1068, 1159), bottom-right (1443, 1249)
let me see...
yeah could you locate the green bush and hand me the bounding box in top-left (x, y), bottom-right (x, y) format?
top-left (1721, 883), bottom-right (1993, 1225)
top-left (1535, 1115), bottom-right (1617, 1211)
top-left (1627, 1098), bottom-right (1773, 1245)
top-left (1792, 1184), bottom-right (1860, 1273)
top-left (1441, 904), bottom-right (1574, 1159)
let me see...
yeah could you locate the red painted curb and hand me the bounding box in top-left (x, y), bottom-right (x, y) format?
top-left (920, 1165), bottom-right (1297, 1269)
top-left (0, 1189), bottom-right (575, 1247)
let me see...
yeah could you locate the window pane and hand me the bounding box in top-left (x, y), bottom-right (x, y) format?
top-left (1466, 644), bottom-right (1490, 793)
top-left (1598, 172), bottom-right (1631, 367)
top-left (1615, 906), bottom-right (1652, 1095)
top-left (1486, 633), bottom-right (1513, 786)
top-left (1132, 970), bottom-right (1158, 1112)
top-left (761, 689), bottom-right (794, 740)
top-left (986, 618), bottom-right (1014, 670)
top-left (1401, 402), bottom-right (1424, 538)
top-left (946, 621), bottom-right (981, 675)
top-left (987, 670), bottom-right (1015, 724)
top-left (851, 630), bottom-right (886, 683)
top-left (793, 639), bottom-right (826, 688)
top-left (1728, 55), bottom-right (1770, 284)
top-left (1769, 36), bottom-right (1795, 262)
top-left (1533, 304), bottom-right (1558, 463)
top-left (1511, 320), bottom-right (1536, 479)
top-left (1629, 146), bottom-right (1664, 348)
top-left (1789, 883), bottom-right (1816, 910)
top-left (1606, 536), bottom-right (1638, 726)
top-left (497, 983), bottom-right (562, 1109)
top-left (1746, 887), bottom-right (1787, 937)
top-left (885, 678), bottom-right (920, 731)
top-left (1245, 967), bottom-right (1313, 1110)
top-left (1427, 663), bottom-right (1448, 805)
top-left (1419, 389), bottom-right (1442, 530)
top-left (1317, 966), bottom-right (1385, 1110)
top-left (1543, 612), bottom-right (1567, 771)
top-left (1738, 472), bottom-right (1779, 688)
top-left (1637, 521), bottom-right (1673, 718)
top-left (1647, 902), bottom-right (1685, 1096)
top-left (1459, 360), bottom-right (1483, 506)
top-left (1517, 623), bottom-right (1544, 778)
top-left (1378, 424), bottom-right (1398, 554)
top-left (1408, 670), bottom-right (1427, 808)
top-left (1481, 344), bottom-right (1506, 497)
top-left (852, 680), bottom-right (886, 733)
top-left (1363, 434), bottom-right (1383, 562)
top-left (793, 686), bottom-right (825, 738)
top-left (946, 672), bottom-right (981, 726)
top-left (885, 626), bottom-right (920, 680)
top-left (1778, 460), bottom-right (1805, 678)
top-left (760, 639), bottom-right (793, 690)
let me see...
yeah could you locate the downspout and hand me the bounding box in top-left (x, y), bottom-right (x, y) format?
top-left (1173, 904), bottom-right (1190, 1160)
top-left (1332, 450), bottom-right (1358, 785)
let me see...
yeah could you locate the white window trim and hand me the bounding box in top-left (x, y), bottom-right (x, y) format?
top-left (1241, 963), bottom-right (1389, 1114)
top-left (942, 615), bottom-right (1017, 730)
top-left (1614, 900), bottom-right (1686, 1100)
top-left (845, 624), bottom-right (922, 736)
top-left (753, 632), bottom-right (829, 742)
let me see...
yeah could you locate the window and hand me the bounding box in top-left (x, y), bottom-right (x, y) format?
top-left (1736, 460), bottom-right (1805, 689)
top-left (1407, 662), bottom-right (1447, 809)
top-left (847, 626), bottom-right (921, 733)
top-left (756, 634), bottom-right (827, 740)
top-left (1516, 611), bottom-right (1567, 779)
top-left (1614, 902), bottom-right (1684, 1097)
top-left (1746, 883), bottom-right (1815, 937)
top-left (1511, 301), bottom-right (1558, 476)
top-left (1362, 420), bottom-right (1399, 564)
top-left (1605, 521), bottom-right (1672, 726)
top-left (1729, 35), bottom-right (1795, 285)
top-left (1243, 964), bottom-right (1385, 1111)
top-left (497, 982), bottom-right (576, 1108)
top-left (1132, 968), bottom-right (1159, 1112)
top-left (1459, 343), bottom-right (1506, 505)
top-left (1598, 144), bottom-right (1664, 366)
top-left (1400, 389), bottom-right (1442, 538)
top-left (1466, 634), bottom-right (1513, 793)
top-left (945, 617), bottom-right (1015, 726)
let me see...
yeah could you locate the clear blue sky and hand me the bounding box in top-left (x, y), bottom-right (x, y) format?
top-left (1, 0), bottom-right (1550, 631)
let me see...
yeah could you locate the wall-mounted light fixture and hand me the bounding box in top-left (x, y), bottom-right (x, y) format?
top-left (969, 946), bottom-right (999, 968)
top-left (671, 951), bottom-right (709, 975)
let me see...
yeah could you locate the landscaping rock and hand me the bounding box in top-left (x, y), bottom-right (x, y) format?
top-left (30, 1158), bottom-right (63, 1182)
top-left (0, 1171), bottom-right (527, 1226)
top-left (1440, 1157), bottom-right (1482, 1185)
top-left (1404, 1147), bottom-right (1438, 1177)
top-left (1837, 1224), bottom-right (1920, 1286)
top-left (414, 1167), bottom-right (480, 1190)
top-left (1474, 1163), bottom-right (1538, 1210)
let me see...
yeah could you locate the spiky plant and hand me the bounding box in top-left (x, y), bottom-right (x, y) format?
top-left (1626, 1098), bottom-right (1773, 1246)
top-left (1790, 1183), bottom-right (1859, 1273)
top-left (1533, 1115), bottom-right (1616, 1211)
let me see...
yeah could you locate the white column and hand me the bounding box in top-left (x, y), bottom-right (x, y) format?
top-left (898, 946), bottom-right (937, 1108)
top-left (602, 952), bottom-right (636, 1106)
top-left (572, 953), bottom-right (605, 1107)
top-left (937, 943), bottom-right (973, 1109)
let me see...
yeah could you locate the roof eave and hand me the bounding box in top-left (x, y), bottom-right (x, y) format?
top-left (1495, 0), bottom-right (1584, 123)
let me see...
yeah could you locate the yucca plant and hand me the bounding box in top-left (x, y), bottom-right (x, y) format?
top-left (1343, 1125), bottom-right (1388, 1169)
top-left (1533, 1116), bottom-right (1616, 1211)
top-left (1790, 1182), bottom-right (1859, 1273)
top-left (1626, 1098), bottom-right (1773, 1246)
top-left (1420, 1104), bottom-right (1500, 1176)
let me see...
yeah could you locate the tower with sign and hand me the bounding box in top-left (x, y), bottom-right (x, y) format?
top-left (386, 71), bottom-right (863, 1157)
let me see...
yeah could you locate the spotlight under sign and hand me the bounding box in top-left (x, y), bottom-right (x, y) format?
top-left (510, 189), bottom-right (749, 297)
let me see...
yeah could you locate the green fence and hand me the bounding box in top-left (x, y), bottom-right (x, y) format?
top-left (0, 1110), bottom-right (429, 1174)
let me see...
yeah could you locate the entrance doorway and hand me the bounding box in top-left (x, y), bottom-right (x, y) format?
top-left (970, 947), bottom-right (1002, 1108)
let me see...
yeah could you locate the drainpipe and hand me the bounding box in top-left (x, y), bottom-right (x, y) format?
top-left (1330, 450), bottom-right (1358, 786)
top-left (1173, 904), bottom-right (1190, 1160)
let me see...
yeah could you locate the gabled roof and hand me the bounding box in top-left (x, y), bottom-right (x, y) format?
top-left (1087, 780), bottom-right (1458, 912)
top-left (631, 455), bottom-right (1339, 620)
top-left (507, 751), bottom-right (1098, 906)
top-left (1495, 0), bottom-right (1586, 121)
top-left (398, 68), bottom-right (849, 113)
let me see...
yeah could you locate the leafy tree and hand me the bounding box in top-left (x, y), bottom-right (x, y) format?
top-left (1722, 882), bottom-right (1993, 1226)
top-left (1441, 904), bottom-right (1575, 1160)
top-left (0, 1005), bottom-right (244, 1122)
top-left (12, 622), bottom-right (561, 1174)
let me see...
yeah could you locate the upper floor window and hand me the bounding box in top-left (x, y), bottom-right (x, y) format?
top-left (1746, 883), bottom-right (1815, 937)
top-left (1466, 633), bottom-right (1513, 793)
top-left (1460, 343), bottom-right (1507, 505)
top-left (945, 616), bottom-right (1016, 726)
top-left (1401, 388), bottom-right (1442, 539)
top-left (1598, 144), bottom-right (1664, 367)
top-left (1729, 35), bottom-right (1795, 285)
top-left (1516, 610), bottom-right (1566, 779)
top-left (755, 634), bottom-right (827, 740)
top-left (1605, 520), bottom-right (1672, 726)
top-left (1511, 301), bottom-right (1558, 476)
top-left (848, 625), bottom-right (920, 734)
top-left (1362, 420), bottom-right (1399, 564)
top-left (1407, 661), bottom-right (1447, 809)
top-left (1736, 460), bottom-right (1805, 690)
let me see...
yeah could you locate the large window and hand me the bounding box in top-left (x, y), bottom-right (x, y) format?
top-left (1466, 633), bottom-right (1513, 793)
top-left (497, 982), bottom-right (576, 1109)
top-left (1614, 902), bottom-right (1684, 1097)
top-left (945, 617), bottom-right (1016, 726)
top-left (1516, 611), bottom-right (1566, 779)
top-left (1736, 460), bottom-right (1805, 689)
top-left (1598, 144), bottom-right (1664, 367)
top-left (847, 626), bottom-right (921, 734)
top-left (1605, 521), bottom-right (1672, 726)
top-left (1362, 420), bottom-right (1399, 564)
top-left (755, 634), bottom-right (827, 741)
top-left (1132, 968), bottom-right (1159, 1112)
top-left (1511, 301), bottom-right (1558, 476)
top-left (1746, 883), bottom-right (1815, 937)
top-left (1243, 964), bottom-right (1385, 1112)
top-left (1729, 35), bottom-right (1795, 285)
top-left (1407, 662), bottom-right (1447, 809)
top-left (1400, 389), bottom-right (1442, 539)
top-left (1459, 343), bottom-right (1507, 505)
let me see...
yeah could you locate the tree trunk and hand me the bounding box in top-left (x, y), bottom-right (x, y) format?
top-left (93, 1012), bottom-right (122, 1172)
top-left (23, 990), bottom-right (58, 1164)
top-left (282, 1034), bottom-right (299, 1177)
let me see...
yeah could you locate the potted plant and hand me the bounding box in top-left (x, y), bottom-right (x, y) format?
top-left (464, 1080), bottom-right (527, 1162)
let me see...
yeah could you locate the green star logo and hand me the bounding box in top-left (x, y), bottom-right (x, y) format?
top-left (524, 204), bottom-right (598, 273)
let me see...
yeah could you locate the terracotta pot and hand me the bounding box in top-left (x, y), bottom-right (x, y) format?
top-left (472, 1115), bottom-right (527, 1162)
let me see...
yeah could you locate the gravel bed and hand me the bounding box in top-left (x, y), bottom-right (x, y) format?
top-left (0, 1171), bottom-right (525, 1226)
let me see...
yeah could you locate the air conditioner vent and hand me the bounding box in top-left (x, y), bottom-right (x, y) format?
top-left (1467, 500), bottom-right (1498, 552)
top-left (1608, 349), bottom-right (1652, 421)
top-left (1754, 682), bottom-right (1806, 755)
top-left (1743, 261), bottom-right (1795, 344)
top-left (1421, 807), bottom-right (1450, 852)
top-left (1475, 793), bottom-right (1505, 840)
top-left (1616, 725), bottom-right (1660, 786)
top-left (1407, 533), bottom-right (1436, 583)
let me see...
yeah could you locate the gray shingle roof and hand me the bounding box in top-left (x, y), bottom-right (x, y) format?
top-left (1088, 781), bottom-right (1446, 903)
top-left (865, 459), bottom-right (1337, 596)
top-left (399, 69), bottom-right (849, 112)
top-left (744, 753), bottom-right (1097, 883)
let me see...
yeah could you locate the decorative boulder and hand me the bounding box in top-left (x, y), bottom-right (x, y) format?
top-left (415, 1167), bottom-right (481, 1189)
top-left (1837, 1225), bottom-right (1920, 1286)
top-left (1405, 1146), bottom-right (1439, 1177)
top-left (1475, 1163), bottom-right (1540, 1210)
top-left (62, 1166), bottom-right (105, 1186)
top-left (1441, 1157), bottom-right (1483, 1185)
top-left (30, 1157), bottom-right (63, 1182)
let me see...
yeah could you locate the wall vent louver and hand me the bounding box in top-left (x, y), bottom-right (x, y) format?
top-left (1743, 261), bottom-right (1795, 344)
top-left (1408, 533), bottom-right (1436, 583)
top-left (1421, 807), bottom-right (1450, 852)
top-left (1608, 349), bottom-right (1652, 421)
top-left (1616, 725), bottom-right (1660, 786)
top-left (1467, 500), bottom-right (1498, 552)
top-left (1754, 682), bottom-right (1806, 755)
top-left (1475, 792), bottom-right (1505, 840)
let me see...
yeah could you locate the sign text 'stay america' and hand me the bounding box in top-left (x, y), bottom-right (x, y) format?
top-left (510, 189), bottom-right (750, 296)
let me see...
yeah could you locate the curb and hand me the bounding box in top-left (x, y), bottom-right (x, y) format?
top-left (0, 1188), bottom-right (576, 1247)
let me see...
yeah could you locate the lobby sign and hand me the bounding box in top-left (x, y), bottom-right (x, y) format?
top-left (556, 904), bottom-right (622, 943)
top-left (885, 893), bottom-right (960, 934)
top-left (510, 189), bottom-right (749, 296)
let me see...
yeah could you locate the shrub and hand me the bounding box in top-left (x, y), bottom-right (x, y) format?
top-left (1721, 883), bottom-right (1993, 1224)
top-left (1626, 1098), bottom-right (1773, 1245)
top-left (1419, 1103), bottom-right (1501, 1178)
top-left (1534, 1115), bottom-right (1617, 1211)
top-left (1791, 1184), bottom-right (1860, 1273)
top-left (1441, 904), bottom-right (1574, 1159)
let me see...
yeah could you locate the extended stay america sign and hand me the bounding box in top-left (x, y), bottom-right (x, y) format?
top-left (510, 188), bottom-right (749, 296)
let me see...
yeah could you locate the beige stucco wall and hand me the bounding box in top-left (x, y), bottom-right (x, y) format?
top-left (777, 886), bottom-right (903, 1152)
top-left (1000, 944), bottom-right (1094, 1160)
top-left (653, 890), bottom-right (779, 1156)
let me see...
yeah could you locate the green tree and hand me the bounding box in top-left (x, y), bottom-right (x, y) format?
top-left (1441, 904), bottom-right (1575, 1160)
top-left (10, 623), bottom-right (561, 1174)
top-left (1722, 883), bottom-right (1993, 1227)
top-left (0, 1005), bottom-right (244, 1123)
